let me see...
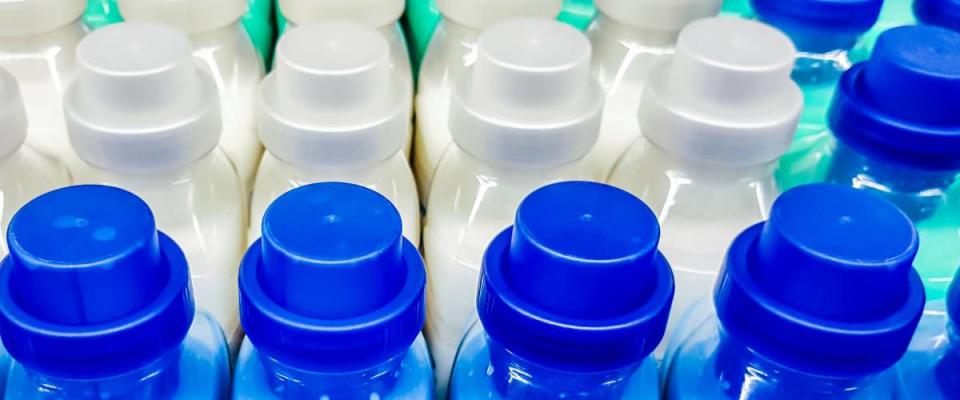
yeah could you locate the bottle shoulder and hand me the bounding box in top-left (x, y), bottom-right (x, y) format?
top-left (896, 301), bottom-right (954, 400)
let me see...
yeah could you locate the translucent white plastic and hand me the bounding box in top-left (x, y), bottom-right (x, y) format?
top-left (584, 0), bottom-right (722, 179)
top-left (0, 0), bottom-right (85, 170)
top-left (423, 18), bottom-right (601, 394)
top-left (251, 23), bottom-right (418, 245)
top-left (608, 17), bottom-right (800, 343)
top-left (278, 0), bottom-right (413, 156)
top-left (64, 22), bottom-right (246, 347)
top-left (119, 0), bottom-right (266, 195)
top-left (413, 0), bottom-right (564, 204)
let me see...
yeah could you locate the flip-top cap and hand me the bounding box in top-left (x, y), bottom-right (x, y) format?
top-left (751, 0), bottom-right (883, 52)
top-left (64, 22), bottom-right (222, 173)
top-left (0, 0), bottom-right (84, 37)
top-left (118, 0), bottom-right (247, 34)
top-left (715, 184), bottom-right (924, 376)
top-left (436, 0), bottom-right (563, 28)
top-left (640, 17), bottom-right (801, 167)
top-left (279, 0), bottom-right (405, 28)
top-left (915, 0), bottom-right (960, 33)
top-left (479, 181), bottom-right (674, 371)
top-left (0, 185), bottom-right (194, 379)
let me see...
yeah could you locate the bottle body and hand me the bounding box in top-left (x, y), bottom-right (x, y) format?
top-left (249, 152), bottom-right (420, 245)
top-left (233, 334), bottom-right (434, 399)
top-left (666, 303), bottom-right (905, 400)
top-left (0, 146), bottom-right (70, 256)
top-left (413, 20), bottom-right (479, 204)
top-left (191, 23), bottom-right (265, 196)
top-left (450, 321), bottom-right (660, 400)
top-left (72, 150), bottom-right (246, 346)
top-left (423, 149), bottom-right (594, 392)
top-left (897, 301), bottom-right (960, 399)
top-left (775, 51), bottom-right (851, 191)
top-left (4, 310), bottom-right (229, 399)
top-left (584, 15), bottom-right (677, 179)
top-left (0, 22), bottom-right (83, 168)
top-left (608, 140), bottom-right (776, 341)
top-left (826, 142), bottom-right (960, 301)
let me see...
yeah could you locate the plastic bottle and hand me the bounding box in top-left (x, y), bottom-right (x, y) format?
top-left (0, 67), bottom-right (70, 256)
top-left (412, 0), bottom-right (564, 205)
top-left (608, 17), bottom-right (801, 343)
top-left (118, 0), bottom-right (266, 195)
top-left (0, 185), bottom-right (230, 399)
top-left (0, 0), bottom-right (85, 168)
top-left (914, 0), bottom-right (960, 32)
top-left (449, 181), bottom-right (673, 399)
top-left (234, 182), bottom-right (432, 399)
top-left (824, 25), bottom-right (960, 301)
top-left (754, 0), bottom-right (884, 191)
top-left (63, 22), bottom-right (246, 347)
top-left (665, 183), bottom-right (925, 399)
top-left (898, 269), bottom-right (960, 399)
top-left (251, 23), bottom-right (419, 245)
top-left (583, 0), bottom-right (722, 179)
top-left (423, 18), bottom-right (602, 393)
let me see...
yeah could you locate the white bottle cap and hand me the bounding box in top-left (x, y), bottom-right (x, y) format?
top-left (639, 17), bottom-right (802, 167)
top-left (279, 0), bottom-right (405, 28)
top-left (0, 0), bottom-right (84, 37)
top-left (436, 0), bottom-right (564, 28)
top-left (259, 22), bottom-right (410, 168)
top-left (118, 0), bottom-right (247, 34)
top-left (64, 22), bottom-right (221, 173)
top-left (449, 18), bottom-right (602, 167)
top-left (0, 68), bottom-right (27, 159)
top-left (595, 0), bottom-right (722, 32)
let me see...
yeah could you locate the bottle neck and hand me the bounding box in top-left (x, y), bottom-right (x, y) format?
top-left (188, 21), bottom-right (244, 49)
top-left (647, 140), bottom-right (778, 183)
top-left (826, 142), bottom-right (960, 222)
top-left (487, 335), bottom-right (640, 399)
top-left (24, 348), bottom-right (180, 399)
top-left (714, 329), bottom-right (884, 398)
top-left (791, 48), bottom-right (851, 87)
top-left (936, 322), bottom-right (960, 395)
top-left (592, 14), bottom-right (681, 49)
top-left (260, 353), bottom-right (403, 399)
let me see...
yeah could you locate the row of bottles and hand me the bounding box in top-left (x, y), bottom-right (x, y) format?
top-left (0, 180), bottom-right (956, 399)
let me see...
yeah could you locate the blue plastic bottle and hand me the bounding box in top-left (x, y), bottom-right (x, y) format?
top-left (824, 25), bottom-right (960, 301)
top-left (914, 0), bottom-right (960, 32)
top-left (665, 184), bottom-right (925, 399)
top-left (449, 181), bottom-right (674, 399)
top-left (899, 268), bottom-right (960, 399)
top-left (751, 0), bottom-right (884, 191)
top-left (233, 182), bottom-right (433, 399)
top-left (0, 185), bottom-right (229, 399)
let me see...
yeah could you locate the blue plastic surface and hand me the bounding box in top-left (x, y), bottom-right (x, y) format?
top-left (450, 181), bottom-right (673, 398)
top-left (0, 185), bottom-right (228, 398)
top-left (915, 0), bottom-right (960, 33)
top-left (897, 269), bottom-right (960, 399)
top-left (750, 0), bottom-right (883, 52)
top-left (665, 183), bottom-right (925, 398)
top-left (235, 182), bottom-right (431, 398)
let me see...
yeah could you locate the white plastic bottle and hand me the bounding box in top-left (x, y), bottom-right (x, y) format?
top-left (63, 22), bottom-right (246, 348)
top-left (251, 23), bottom-right (418, 246)
top-left (277, 0), bottom-right (414, 156)
top-left (423, 18), bottom-right (602, 393)
top-left (118, 0), bottom-right (266, 195)
top-left (0, 67), bottom-right (70, 256)
top-left (608, 17), bottom-right (801, 342)
top-left (413, 0), bottom-right (564, 205)
top-left (0, 0), bottom-right (85, 169)
top-left (584, 0), bottom-right (722, 179)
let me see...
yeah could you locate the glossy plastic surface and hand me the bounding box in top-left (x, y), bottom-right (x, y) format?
top-left (450, 322), bottom-right (660, 399)
top-left (914, 0), bottom-right (960, 33)
top-left (424, 150), bottom-right (594, 393)
top-left (233, 335), bottom-right (434, 399)
top-left (5, 311), bottom-right (229, 399)
top-left (898, 300), bottom-right (960, 399)
top-left (0, 148), bottom-right (70, 256)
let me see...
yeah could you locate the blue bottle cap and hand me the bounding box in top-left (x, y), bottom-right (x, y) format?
top-left (0, 185), bottom-right (193, 379)
top-left (915, 0), bottom-right (960, 33)
top-left (239, 182), bottom-right (425, 372)
top-left (949, 269), bottom-right (960, 329)
top-left (829, 25), bottom-right (960, 170)
top-left (715, 184), bottom-right (925, 376)
top-left (750, 0), bottom-right (882, 52)
top-left (478, 181), bottom-right (674, 371)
